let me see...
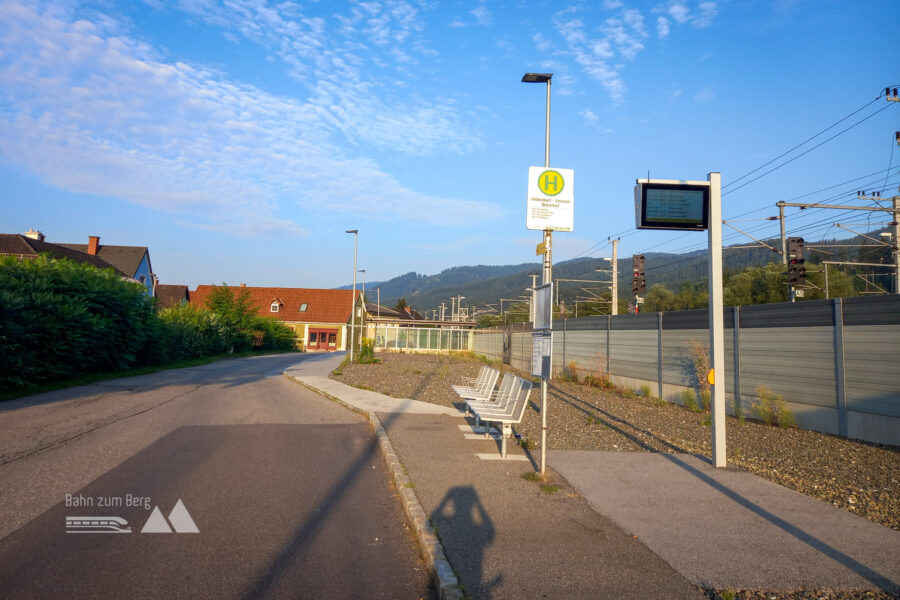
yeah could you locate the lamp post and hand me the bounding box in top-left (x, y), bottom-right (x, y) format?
top-left (523, 71), bottom-right (553, 475)
top-left (359, 269), bottom-right (367, 339)
top-left (346, 229), bottom-right (358, 361)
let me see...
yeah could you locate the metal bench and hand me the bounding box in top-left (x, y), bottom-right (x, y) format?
top-left (451, 366), bottom-right (499, 405)
top-left (464, 373), bottom-right (518, 427)
top-left (470, 376), bottom-right (534, 458)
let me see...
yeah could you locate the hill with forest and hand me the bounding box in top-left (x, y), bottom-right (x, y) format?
top-left (340, 227), bottom-right (894, 318)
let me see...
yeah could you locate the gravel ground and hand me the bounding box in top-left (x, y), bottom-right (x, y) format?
top-left (332, 352), bottom-right (900, 600)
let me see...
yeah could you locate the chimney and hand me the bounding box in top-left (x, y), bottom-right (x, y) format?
top-left (24, 228), bottom-right (45, 241)
top-left (87, 235), bottom-right (100, 256)
top-left (405, 306), bottom-right (412, 315)
top-left (240, 283), bottom-right (246, 288)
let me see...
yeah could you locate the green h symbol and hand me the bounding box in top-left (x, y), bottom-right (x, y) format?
top-left (542, 172), bottom-right (559, 192)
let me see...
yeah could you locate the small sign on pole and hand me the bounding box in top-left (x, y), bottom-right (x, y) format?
top-left (527, 167), bottom-right (574, 232)
top-left (531, 331), bottom-right (552, 379)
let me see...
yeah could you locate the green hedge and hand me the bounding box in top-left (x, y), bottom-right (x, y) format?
top-left (0, 256), bottom-right (297, 392)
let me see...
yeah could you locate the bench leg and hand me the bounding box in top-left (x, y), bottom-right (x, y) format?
top-left (500, 423), bottom-right (512, 458)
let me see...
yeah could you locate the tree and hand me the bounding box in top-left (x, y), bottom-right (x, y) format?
top-left (394, 298), bottom-right (408, 312)
top-left (724, 263), bottom-right (787, 306)
top-left (643, 284), bottom-right (677, 312)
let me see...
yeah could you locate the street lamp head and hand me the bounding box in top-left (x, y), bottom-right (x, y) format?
top-left (345, 229), bottom-right (358, 234)
top-left (522, 72), bottom-right (553, 83)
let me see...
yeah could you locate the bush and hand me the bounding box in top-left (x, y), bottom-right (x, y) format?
top-left (357, 337), bottom-right (376, 364)
top-left (0, 259), bottom-right (297, 393)
top-left (752, 386), bottom-right (795, 428)
top-left (157, 304), bottom-right (231, 361)
top-left (560, 360), bottom-right (579, 382)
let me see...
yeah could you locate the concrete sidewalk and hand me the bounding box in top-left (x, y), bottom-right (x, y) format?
top-left (284, 354), bottom-right (461, 416)
top-left (286, 355), bottom-right (900, 599)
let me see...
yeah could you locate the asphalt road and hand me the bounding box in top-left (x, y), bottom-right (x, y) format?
top-left (0, 353), bottom-right (434, 599)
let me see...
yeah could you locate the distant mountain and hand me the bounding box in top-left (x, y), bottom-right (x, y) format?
top-left (338, 228), bottom-right (891, 316)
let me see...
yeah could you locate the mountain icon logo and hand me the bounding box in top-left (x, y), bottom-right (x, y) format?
top-left (140, 499), bottom-right (199, 534)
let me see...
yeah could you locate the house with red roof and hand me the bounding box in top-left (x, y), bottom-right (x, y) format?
top-left (189, 285), bottom-right (364, 352)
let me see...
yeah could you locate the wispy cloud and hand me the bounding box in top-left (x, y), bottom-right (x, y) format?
top-left (0, 1), bottom-right (499, 235)
top-left (470, 4), bottom-right (491, 26)
top-left (654, 1), bottom-right (719, 37)
top-left (549, 5), bottom-right (648, 104)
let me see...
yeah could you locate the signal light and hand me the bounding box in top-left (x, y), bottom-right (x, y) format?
top-left (632, 254), bottom-right (646, 295)
top-left (787, 237), bottom-right (806, 287)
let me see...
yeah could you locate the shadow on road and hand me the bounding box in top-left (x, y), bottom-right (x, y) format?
top-left (430, 486), bottom-right (500, 600)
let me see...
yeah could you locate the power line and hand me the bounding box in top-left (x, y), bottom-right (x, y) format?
top-left (723, 103), bottom-right (896, 196)
top-left (723, 91), bottom-right (886, 191)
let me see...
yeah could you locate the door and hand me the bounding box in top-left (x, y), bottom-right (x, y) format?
top-left (308, 328), bottom-right (339, 351)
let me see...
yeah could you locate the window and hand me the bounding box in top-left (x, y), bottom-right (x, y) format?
top-left (270, 301), bottom-right (280, 313)
top-left (300, 303), bottom-right (308, 312)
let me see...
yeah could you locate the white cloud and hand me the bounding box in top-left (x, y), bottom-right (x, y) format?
top-left (668, 3), bottom-right (689, 23)
top-left (580, 108), bottom-right (599, 123)
top-left (0, 1), bottom-right (499, 235)
top-left (653, 1), bottom-right (719, 32)
top-left (470, 4), bottom-right (491, 26)
top-left (657, 15), bottom-right (670, 38)
top-left (549, 5), bottom-right (647, 104)
top-left (693, 2), bottom-right (718, 27)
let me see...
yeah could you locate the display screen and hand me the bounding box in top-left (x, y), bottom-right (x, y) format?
top-left (637, 183), bottom-right (709, 230)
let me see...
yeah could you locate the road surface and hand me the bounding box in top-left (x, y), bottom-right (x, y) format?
top-left (0, 353), bottom-right (433, 599)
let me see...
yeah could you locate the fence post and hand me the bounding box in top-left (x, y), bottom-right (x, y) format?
top-left (733, 306), bottom-right (742, 417)
top-left (562, 318), bottom-right (567, 375)
top-left (833, 298), bottom-right (848, 437)
top-left (657, 312), bottom-right (664, 401)
top-left (606, 314), bottom-right (612, 376)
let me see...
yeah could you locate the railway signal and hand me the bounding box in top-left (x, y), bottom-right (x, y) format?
top-left (632, 254), bottom-right (646, 295)
top-left (788, 237), bottom-right (806, 287)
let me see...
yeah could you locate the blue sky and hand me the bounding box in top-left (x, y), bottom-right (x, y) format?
top-left (1, 0), bottom-right (898, 293)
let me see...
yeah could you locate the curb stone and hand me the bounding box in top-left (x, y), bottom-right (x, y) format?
top-left (369, 412), bottom-right (465, 600)
top-left (283, 372), bottom-right (465, 600)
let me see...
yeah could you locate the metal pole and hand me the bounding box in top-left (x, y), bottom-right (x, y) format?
top-left (611, 239), bottom-right (618, 315)
top-left (893, 196), bottom-right (900, 294)
top-left (708, 172), bottom-right (726, 468)
top-left (824, 263), bottom-right (830, 299)
top-left (779, 204), bottom-right (787, 265)
top-left (540, 76), bottom-right (551, 476)
top-left (347, 230), bottom-right (358, 361)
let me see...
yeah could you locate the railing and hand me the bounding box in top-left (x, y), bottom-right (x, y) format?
top-left (373, 326), bottom-right (473, 353)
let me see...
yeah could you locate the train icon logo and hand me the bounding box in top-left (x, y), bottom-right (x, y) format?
top-left (141, 499), bottom-right (199, 534)
top-left (66, 516), bottom-right (131, 534)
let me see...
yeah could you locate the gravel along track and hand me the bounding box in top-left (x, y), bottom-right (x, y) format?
top-left (332, 352), bottom-right (900, 533)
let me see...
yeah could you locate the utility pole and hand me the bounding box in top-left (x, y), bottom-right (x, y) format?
top-left (440, 302), bottom-right (446, 321)
top-left (778, 195), bottom-right (900, 295)
top-left (855, 188), bottom-right (900, 294)
top-left (450, 297), bottom-right (456, 322)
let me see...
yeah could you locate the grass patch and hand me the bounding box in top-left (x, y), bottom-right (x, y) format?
top-left (680, 389), bottom-right (701, 412)
top-left (540, 484), bottom-right (561, 494)
top-left (350, 383), bottom-right (375, 392)
top-left (0, 350), bottom-right (296, 403)
top-left (521, 471), bottom-right (551, 483)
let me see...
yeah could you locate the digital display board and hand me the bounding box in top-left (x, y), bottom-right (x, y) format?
top-left (635, 181), bottom-right (710, 231)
